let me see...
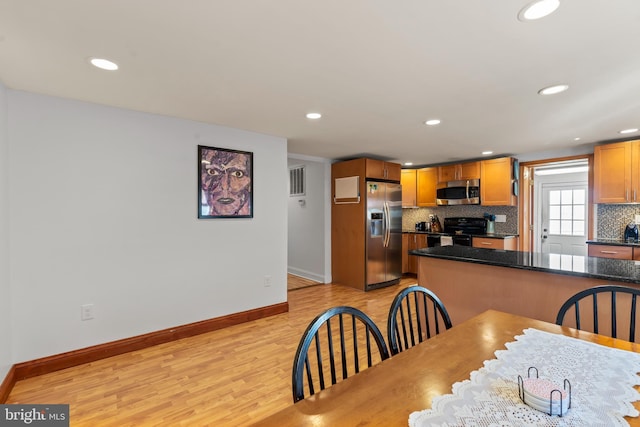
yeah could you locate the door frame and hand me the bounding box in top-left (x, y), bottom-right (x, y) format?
top-left (518, 154), bottom-right (594, 252)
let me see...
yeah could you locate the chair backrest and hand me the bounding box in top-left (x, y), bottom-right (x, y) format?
top-left (291, 306), bottom-right (390, 402)
top-left (555, 285), bottom-right (640, 342)
top-left (387, 285), bottom-right (452, 355)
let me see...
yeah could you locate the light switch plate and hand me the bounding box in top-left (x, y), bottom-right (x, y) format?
top-left (635, 215), bottom-right (640, 223)
top-left (495, 215), bottom-right (507, 223)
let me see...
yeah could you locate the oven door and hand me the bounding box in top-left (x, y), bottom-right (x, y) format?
top-left (451, 234), bottom-right (472, 246)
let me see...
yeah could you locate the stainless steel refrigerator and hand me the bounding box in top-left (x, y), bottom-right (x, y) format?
top-left (366, 181), bottom-right (402, 289)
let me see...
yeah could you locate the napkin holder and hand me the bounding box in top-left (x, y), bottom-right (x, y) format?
top-left (517, 367), bottom-right (571, 417)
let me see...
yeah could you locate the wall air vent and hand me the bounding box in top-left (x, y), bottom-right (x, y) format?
top-left (289, 165), bottom-right (305, 196)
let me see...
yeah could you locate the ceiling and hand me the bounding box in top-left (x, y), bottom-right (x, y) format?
top-left (1, 1), bottom-right (639, 166)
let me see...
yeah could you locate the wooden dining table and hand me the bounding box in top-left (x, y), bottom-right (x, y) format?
top-left (249, 309), bottom-right (640, 426)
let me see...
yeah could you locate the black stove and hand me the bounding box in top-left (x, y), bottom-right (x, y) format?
top-left (442, 217), bottom-right (488, 246)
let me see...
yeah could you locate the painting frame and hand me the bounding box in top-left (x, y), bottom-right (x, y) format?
top-left (198, 145), bottom-right (254, 219)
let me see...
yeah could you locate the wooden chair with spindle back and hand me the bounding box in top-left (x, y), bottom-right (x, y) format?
top-left (387, 285), bottom-right (452, 355)
top-left (291, 306), bottom-right (390, 402)
top-left (555, 285), bottom-right (640, 342)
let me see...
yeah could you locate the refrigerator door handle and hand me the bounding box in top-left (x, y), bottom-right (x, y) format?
top-left (382, 202), bottom-right (387, 247)
top-left (383, 201), bottom-right (390, 247)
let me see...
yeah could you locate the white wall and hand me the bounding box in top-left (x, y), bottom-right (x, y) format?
top-left (0, 82), bottom-right (12, 378)
top-left (7, 90), bottom-right (288, 362)
top-left (287, 155), bottom-right (331, 283)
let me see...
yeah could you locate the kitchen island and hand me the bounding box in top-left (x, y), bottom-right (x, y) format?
top-left (410, 246), bottom-right (640, 326)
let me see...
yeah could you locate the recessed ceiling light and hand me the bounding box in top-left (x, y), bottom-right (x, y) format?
top-left (424, 119), bottom-right (441, 126)
top-left (89, 58), bottom-right (118, 71)
top-left (538, 84), bottom-right (569, 95)
top-left (620, 128), bottom-right (639, 134)
top-left (482, 151), bottom-right (493, 155)
top-left (574, 137), bottom-right (581, 141)
top-left (518, 0), bottom-right (560, 21)
top-left (404, 162), bottom-right (413, 166)
top-left (306, 112), bottom-right (322, 119)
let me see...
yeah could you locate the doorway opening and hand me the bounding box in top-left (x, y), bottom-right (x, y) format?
top-left (533, 160), bottom-right (589, 255)
top-left (519, 155), bottom-right (593, 253)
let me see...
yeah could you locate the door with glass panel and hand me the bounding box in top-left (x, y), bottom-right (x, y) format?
top-left (539, 179), bottom-right (588, 255)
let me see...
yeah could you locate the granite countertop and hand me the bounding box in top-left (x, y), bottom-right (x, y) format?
top-left (410, 245), bottom-right (640, 284)
top-left (586, 238), bottom-right (640, 247)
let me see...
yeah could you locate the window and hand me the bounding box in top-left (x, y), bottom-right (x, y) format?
top-left (548, 189), bottom-right (585, 236)
top-left (289, 165), bottom-right (305, 197)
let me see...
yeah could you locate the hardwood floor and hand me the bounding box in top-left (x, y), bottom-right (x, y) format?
top-left (286, 273), bottom-right (322, 291)
top-left (6, 276), bottom-right (417, 426)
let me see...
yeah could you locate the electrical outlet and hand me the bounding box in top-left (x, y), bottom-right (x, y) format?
top-left (635, 215), bottom-right (640, 223)
top-left (264, 275), bottom-right (272, 287)
top-left (495, 214), bottom-right (507, 223)
top-left (81, 304), bottom-right (94, 321)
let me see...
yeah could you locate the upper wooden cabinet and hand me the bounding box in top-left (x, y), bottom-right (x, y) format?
top-left (437, 161), bottom-right (480, 183)
top-left (366, 158), bottom-right (401, 181)
top-left (416, 167), bottom-right (438, 206)
top-left (401, 169), bottom-right (417, 207)
top-left (401, 167), bottom-right (437, 207)
top-left (481, 157), bottom-right (517, 206)
top-left (332, 158), bottom-right (401, 183)
top-left (594, 140), bottom-right (639, 203)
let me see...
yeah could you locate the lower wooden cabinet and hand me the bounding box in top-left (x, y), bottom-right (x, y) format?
top-left (403, 233), bottom-right (427, 274)
top-left (402, 234), bottom-right (410, 273)
top-left (587, 244), bottom-right (634, 259)
top-left (472, 236), bottom-right (517, 251)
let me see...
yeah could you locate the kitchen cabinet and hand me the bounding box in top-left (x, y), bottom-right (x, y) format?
top-left (587, 244), bottom-right (634, 259)
top-left (416, 167), bottom-right (438, 206)
top-left (403, 233), bottom-right (427, 274)
top-left (472, 236), bottom-right (517, 251)
top-left (366, 158), bottom-right (401, 181)
top-left (402, 234), bottom-right (410, 273)
top-left (437, 161), bottom-right (480, 183)
top-left (594, 140), bottom-right (640, 203)
top-left (481, 157), bottom-right (517, 206)
top-left (332, 158), bottom-right (402, 291)
top-left (401, 169), bottom-right (417, 207)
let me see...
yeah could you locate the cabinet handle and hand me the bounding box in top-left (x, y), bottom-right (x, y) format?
top-left (481, 242), bottom-right (493, 246)
top-left (627, 189), bottom-right (629, 201)
top-left (600, 250), bottom-right (618, 254)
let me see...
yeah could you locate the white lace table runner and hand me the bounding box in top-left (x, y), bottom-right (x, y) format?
top-left (409, 328), bottom-right (640, 426)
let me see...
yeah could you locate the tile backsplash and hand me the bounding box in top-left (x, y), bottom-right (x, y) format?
top-left (596, 204), bottom-right (640, 239)
top-left (402, 204), bottom-right (638, 239)
top-left (402, 205), bottom-right (518, 234)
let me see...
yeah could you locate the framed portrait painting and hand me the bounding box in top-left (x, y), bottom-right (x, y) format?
top-left (198, 145), bottom-right (253, 218)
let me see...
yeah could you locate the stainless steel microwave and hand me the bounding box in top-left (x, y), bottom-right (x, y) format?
top-left (436, 179), bottom-right (480, 205)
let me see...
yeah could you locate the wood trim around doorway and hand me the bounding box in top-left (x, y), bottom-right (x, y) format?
top-left (518, 154), bottom-right (594, 252)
